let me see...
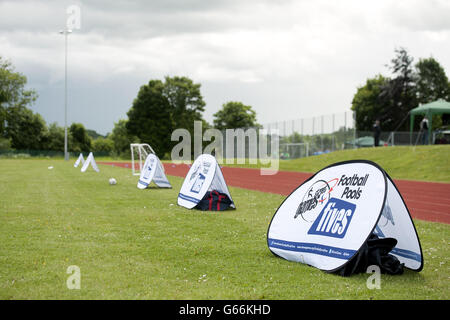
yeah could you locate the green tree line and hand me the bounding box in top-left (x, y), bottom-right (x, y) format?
top-left (0, 56), bottom-right (260, 158)
top-left (351, 48), bottom-right (450, 132)
top-left (0, 56), bottom-right (113, 154)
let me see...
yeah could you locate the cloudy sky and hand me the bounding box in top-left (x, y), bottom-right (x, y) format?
top-left (1, 0), bottom-right (449, 135)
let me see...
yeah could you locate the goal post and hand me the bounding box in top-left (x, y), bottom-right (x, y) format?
top-left (279, 142), bottom-right (309, 159)
top-left (130, 143), bottom-right (156, 176)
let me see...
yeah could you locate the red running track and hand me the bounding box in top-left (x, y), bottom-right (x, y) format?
top-left (99, 161), bottom-right (450, 224)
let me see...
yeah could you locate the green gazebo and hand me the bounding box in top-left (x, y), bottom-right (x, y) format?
top-left (410, 99), bottom-right (450, 144)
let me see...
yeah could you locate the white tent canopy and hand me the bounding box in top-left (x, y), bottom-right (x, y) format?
top-left (267, 160), bottom-right (423, 273)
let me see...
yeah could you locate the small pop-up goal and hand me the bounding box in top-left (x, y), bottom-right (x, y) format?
top-left (137, 154), bottom-right (172, 189)
top-left (130, 143), bottom-right (155, 176)
top-left (178, 154), bottom-right (235, 211)
top-left (80, 152), bottom-right (99, 172)
top-left (74, 153), bottom-right (85, 168)
top-left (267, 160), bottom-right (423, 276)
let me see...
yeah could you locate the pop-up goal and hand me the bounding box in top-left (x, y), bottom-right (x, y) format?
top-left (137, 154), bottom-right (172, 189)
top-left (178, 154), bottom-right (235, 211)
top-left (267, 160), bottom-right (423, 276)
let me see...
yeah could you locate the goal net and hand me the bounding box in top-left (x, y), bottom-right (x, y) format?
top-left (130, 143), bottom-right (156, 176)
top-left (279, 142), bottom-right (309, 159)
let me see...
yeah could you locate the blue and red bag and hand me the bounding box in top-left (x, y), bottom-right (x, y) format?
top-left (196, 190), bottom-right (233, 211)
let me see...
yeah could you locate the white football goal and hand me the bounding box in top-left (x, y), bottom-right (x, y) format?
top-left (279, 142), bottom-right (309, 159)
top-left (130, 143), bottom-right (155, 176)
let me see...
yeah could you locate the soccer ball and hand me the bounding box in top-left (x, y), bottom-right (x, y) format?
top-left (109, 178), bottom-right (117, 185)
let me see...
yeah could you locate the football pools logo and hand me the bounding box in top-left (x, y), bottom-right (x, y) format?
top-left (307, 197), bottom-right (356, 238)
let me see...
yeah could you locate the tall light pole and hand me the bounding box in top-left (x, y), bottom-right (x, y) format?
top-left (59, 28), bottom-right (72, 161)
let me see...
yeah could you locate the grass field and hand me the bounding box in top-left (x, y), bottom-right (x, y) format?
top-left (0, 158), bottom-right (448, 299)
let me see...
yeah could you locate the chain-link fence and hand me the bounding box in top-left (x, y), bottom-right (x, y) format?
top-left (1, 110), bottom-right (444, 161)
top-left (263, 111), bottom-right (356, 158)
top-left (213, 112), bottom-right (356, 162)
top-left (253, 111), bottom-right (442, 159)
top-left (264, 112), bottom-right (355, 137)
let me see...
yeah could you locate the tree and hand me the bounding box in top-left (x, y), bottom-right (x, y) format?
top-left (86, 129), bottom-right (105, 140)
top-left (378, 48), bottom-right (418, 130)
top-left (213, 101), bottom-right (260, 130)
top-left (44, 122), bottom-right (65, 151)
top-left (0, 56), bottom-right (38, 136)
top-left (69, 123), bottom-right (92, 153)
top-left (351, 75), bottom-right (388, 131)
top-left (0, 137), bottom-right (11, 150)
top-left (110, 119), bottom-right (139, 157)
top-left (126, 80), bottom-right (173, 156)
top-left (5, 106), bottom-right (47, 149)
top-left (92, 137), bottom-right (114, 153)
top-left (415, 57), bottom-right (450, 104)
top-left (1, 56), bottom-right (43, 149)
top-left (162, 76), bottom-right (206, 132)
top-left (126, 76), bottom-right (206, 157)
top-left (352, 49), bottom-right (450, 132)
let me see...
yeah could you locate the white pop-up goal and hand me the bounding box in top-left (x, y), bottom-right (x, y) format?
top-left (74, 153), bottom-right (85, 168)
top-left (267, 160), bottom-right (423, 276)
top-left (130, 143), bottom-right (155, 176)
top-left (137, 154), bottom-right (172, 189)
top-left (80, 152), bottom-right (99, 172)
top-left (178, 154), bottom-right (235, 210)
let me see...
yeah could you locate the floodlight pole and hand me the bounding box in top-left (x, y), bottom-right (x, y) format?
top-left (60, 28), bottom-right (72, 161)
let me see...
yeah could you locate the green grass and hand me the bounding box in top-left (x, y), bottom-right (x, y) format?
top-left (279, 145), bottom-right (450, 182)
top-left (223, 145), bottom-right (450, 183)
top-left (0, 159), bottom-right (448, 299)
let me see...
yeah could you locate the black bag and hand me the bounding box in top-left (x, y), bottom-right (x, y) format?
top-left (196, 190), bottom-right (233, 211)
top-left (333, 233), bottom-right (404, 276)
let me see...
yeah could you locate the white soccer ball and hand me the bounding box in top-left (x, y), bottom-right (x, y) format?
top-left (109, 178), bottom-right (117, 185)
